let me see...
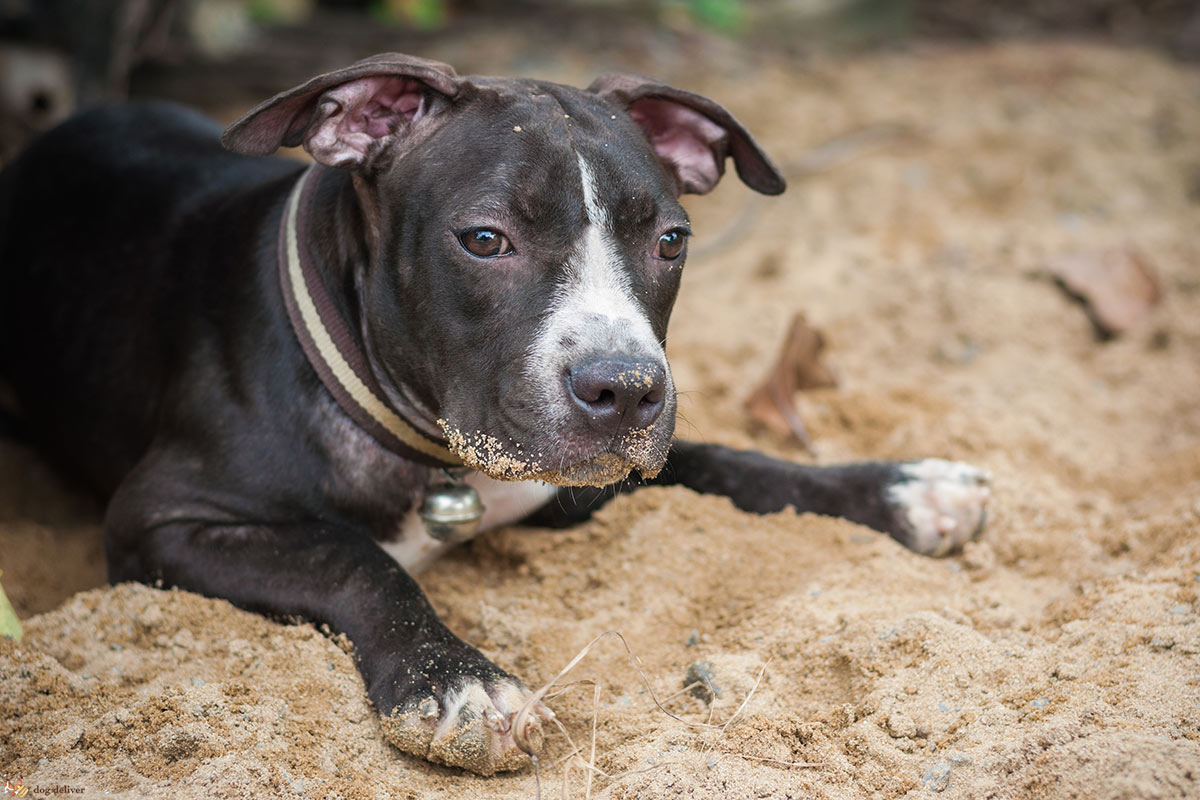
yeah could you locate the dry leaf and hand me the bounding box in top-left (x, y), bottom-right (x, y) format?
top-left (744, 313), bottom-right (837, 453)
top-left (1045, 248), bottom-right (1162, 338)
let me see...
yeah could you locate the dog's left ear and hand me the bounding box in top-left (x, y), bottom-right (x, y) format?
top-left (589, 73), bottom-right (785, 196)
top-left (222, 53), bottom-right (460, 169)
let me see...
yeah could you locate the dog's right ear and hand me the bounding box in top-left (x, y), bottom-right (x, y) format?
top-left (222, 53), bottom-right (459, 169)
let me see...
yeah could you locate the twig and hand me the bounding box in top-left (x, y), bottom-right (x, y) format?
top-left (729, 752), bottom-right (825, 769)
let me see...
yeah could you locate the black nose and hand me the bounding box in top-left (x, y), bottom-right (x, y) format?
top-left (567, 358), bottom-right (667, 432)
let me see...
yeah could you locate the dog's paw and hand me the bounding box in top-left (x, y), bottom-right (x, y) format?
top-left (885, 459), bottom-right (990, 557)
top-left (380, 676), bottom-right (553, 775)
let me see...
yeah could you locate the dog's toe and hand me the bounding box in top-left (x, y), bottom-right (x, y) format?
top-left (380, 677), bottom-right (550, 775)
top-left (887, 459), bottom-right (990, 557)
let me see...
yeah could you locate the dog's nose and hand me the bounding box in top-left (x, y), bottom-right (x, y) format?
top-left (567, 358), bottom-right (667, 431)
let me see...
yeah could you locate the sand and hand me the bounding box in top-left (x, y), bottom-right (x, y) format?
top-left (2, 41), bottom-right (1199, 799)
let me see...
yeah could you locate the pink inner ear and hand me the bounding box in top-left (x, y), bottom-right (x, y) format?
top-left (305, 76), bottom-right (428, 167)
top-left (629, 98), bottom-right (729, 195)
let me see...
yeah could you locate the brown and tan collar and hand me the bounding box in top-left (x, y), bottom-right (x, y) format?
top-left (278, 165), bottom-right (462, 468)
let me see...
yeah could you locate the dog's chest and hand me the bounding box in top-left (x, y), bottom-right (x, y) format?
top-left (380, 474), bottom-right (557, 573)
top-left (315, 394), bottom-right (556, 571)
top-left (314, 396), bottom-right (426, 516)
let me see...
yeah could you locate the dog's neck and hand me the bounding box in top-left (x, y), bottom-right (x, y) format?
top-left (303, 164), bottom-right (370, 331)
top-left (280, 164), bottom-right (462, 468)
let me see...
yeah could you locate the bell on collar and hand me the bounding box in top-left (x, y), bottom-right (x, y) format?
top-left (419, 482), bottom-right (486, 544)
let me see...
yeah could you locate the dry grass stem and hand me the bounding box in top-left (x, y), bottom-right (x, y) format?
top-left (515, 631), bottom-right (778, 799)
top-left (729, 753), bottom-right (825, 769)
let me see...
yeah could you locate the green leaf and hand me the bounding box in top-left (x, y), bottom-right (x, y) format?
top-left (690, 0), bottom-right (744, 32)
top-left (370, 0), bottom-right (446, 29)
top-left (406, 0), bottom-right (446, 29)
top-left (0, 571), bottom-right (21, 642)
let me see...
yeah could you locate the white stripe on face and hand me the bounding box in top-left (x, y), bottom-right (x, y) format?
top-left (524, 154), bottom-right (670, 425)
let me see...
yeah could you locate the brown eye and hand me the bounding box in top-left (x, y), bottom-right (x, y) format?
top-left (458, 228), bottom-right (514, 258)
top-left (655, 230), bottom-right (688, 261)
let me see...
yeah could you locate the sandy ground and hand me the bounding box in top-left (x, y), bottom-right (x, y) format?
top-left (2, 41), bottom-right (1200, 799)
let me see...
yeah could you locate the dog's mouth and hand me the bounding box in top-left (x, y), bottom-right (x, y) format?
top-left (531, 451), bottom-right (653, 487)
top-left (438, 419), bottom-right (669, 487)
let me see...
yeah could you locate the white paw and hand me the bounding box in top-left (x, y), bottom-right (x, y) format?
top-left (887, 459), bottom-right (991, 557)
top-left (380, 677), bottom-right (553, 775)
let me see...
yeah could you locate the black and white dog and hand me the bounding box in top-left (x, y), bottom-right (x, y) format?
top-left (0, 54), bottom-right (988, 774)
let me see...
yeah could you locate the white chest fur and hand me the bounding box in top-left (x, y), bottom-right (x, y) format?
top-left (379, 473), bottom-right (558, 573)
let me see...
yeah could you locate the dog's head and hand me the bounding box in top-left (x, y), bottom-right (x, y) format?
top-left (224, 54), bottom-right (784, 486)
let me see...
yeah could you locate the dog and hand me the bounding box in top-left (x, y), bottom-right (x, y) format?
top-left (0, 53), bottom-right (989, 774)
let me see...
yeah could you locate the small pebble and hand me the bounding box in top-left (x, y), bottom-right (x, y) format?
top-left (921, 760), bottom-right (952, 792)
top-left (684, 661), bottom-right (720, 704)
top-left (932, 336), bottom-right (980, 365)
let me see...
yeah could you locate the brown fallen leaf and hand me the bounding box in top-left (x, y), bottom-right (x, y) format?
top-left (1045, 248), bottom-right (1162, 339)
top-left (744, 313), bottom-right (838, 454)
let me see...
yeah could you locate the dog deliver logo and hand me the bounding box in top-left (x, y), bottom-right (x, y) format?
top-left (2, 778), bottom-right (28, 797)
top-left (2, 779), bottom-right (83, 797)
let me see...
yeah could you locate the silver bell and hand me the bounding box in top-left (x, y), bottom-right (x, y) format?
top-left (418, 482), bottom-right (486, 543)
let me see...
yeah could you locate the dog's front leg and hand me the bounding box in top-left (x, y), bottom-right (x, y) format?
top-left (530, 442), bottom-right (989, 557)
top-left (129, 520), bottom-right (545, 774)
top-left (660, 442), bottom-right (990, 556)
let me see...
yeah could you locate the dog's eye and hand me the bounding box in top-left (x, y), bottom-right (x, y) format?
top-left (458, 228), bottom-right (514, 258)
top-left (654, 229), bottom-right (689, 261)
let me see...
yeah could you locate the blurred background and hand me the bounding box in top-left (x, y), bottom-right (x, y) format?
top-left (3, 5), bottom-right (1200, 797)
top-left (1, 0), bottom-right (1198, 162)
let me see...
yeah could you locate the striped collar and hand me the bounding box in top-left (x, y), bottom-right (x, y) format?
top-left (278, 165), bottom-right (462, 468)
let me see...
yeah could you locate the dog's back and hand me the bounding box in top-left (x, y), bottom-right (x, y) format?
top-left (0, 102), bottom-right (302, 496)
